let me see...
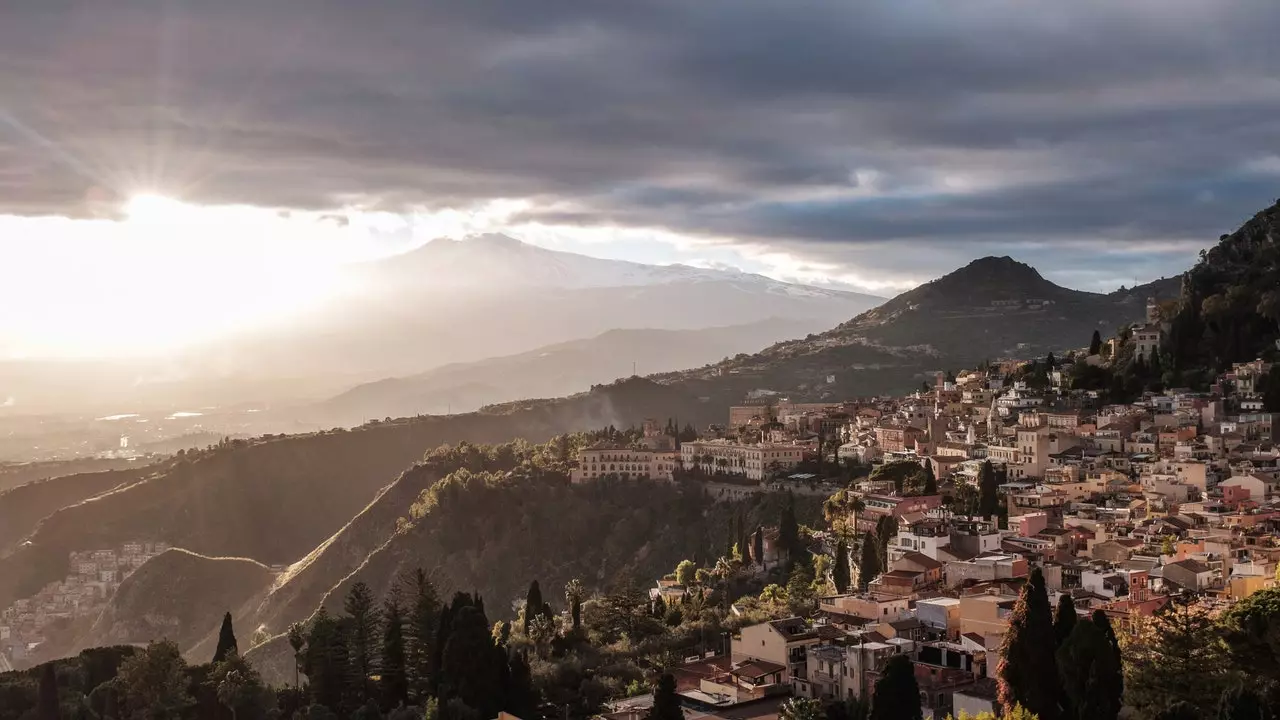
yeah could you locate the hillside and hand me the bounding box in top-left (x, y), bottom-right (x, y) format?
top-left (319, 318), bottom-right (823, 423)
top-left (0, 463), bottom-right (162, 556)
top-left (79, 549), bottom-right (273, 657)
top-left (0, 377), bottom-right (720, 611)
top-left (655, 256), bottom-right (1179, 400)
top-left (1165, 199), bottom-right (1280, 380)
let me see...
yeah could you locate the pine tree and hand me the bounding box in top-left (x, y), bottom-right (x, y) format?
top-left (647, 674), bottom-right (683, 720)
top-left (523, 580), bottom-right (544, 636)
top-left (37, 663), bottom-right (59, 720)
top-left (344, 582), bottom-right (382, 707)
top-left (1089, 330), bottom-right (1103, 356)
top-left (381, 593), bottom-right (409, 710)
top-left (1126, 594), bottom-right (1230, 717)
top-left (213, 612), bottom-right (238, 664)
top-left (833, 540), bottom-right (851, 594)
top-left (858, 532), bottom-right (880, 591)
top-left (404, 569), bottom-right (440, 703)
top-left (922, 462), bottom-right (937, 495)
top-left (978, 460), bottom-right (1000, 518)
top-left (998, 567), bottom-right (1059, 720)
top-left (1054, 594), bottom-right (1078, 647)
top-left (303, 608), bottom-right (349, 711)
top-left (870, 654), bottom-right (923, 720)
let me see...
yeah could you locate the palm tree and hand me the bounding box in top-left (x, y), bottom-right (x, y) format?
top-left (564, 579), bottom-right (584, 631)
top-left (287, 622), bottom-right (305, 689)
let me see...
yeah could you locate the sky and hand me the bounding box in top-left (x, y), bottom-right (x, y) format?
top-left (1, 0), bottom-right (1279, 357)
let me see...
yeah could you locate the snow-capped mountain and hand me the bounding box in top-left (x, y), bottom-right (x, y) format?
top-left (366, 233), bottom-right (865, 299)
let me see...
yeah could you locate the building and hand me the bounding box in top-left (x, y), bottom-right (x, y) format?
top-left (680, 441), bottom-right (804, 481)
top-left (570, 446), bottom-right (677, 483)
top-left (730, 618), bottom-right (822, 684)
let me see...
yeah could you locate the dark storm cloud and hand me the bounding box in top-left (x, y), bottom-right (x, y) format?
top-left (1, 0), bottom-right (1278, 285)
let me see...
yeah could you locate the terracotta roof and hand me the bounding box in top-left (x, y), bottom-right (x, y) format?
top-left (732, 659), bottom-right (787, 680)
top-left (896, 551), bottom-right (944, 570)
top-left (1166, 558), bottom-right (1211, 574)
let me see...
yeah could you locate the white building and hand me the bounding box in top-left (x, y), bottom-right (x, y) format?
top-left (570, 447), bottom-right (677, 483)
top-left (680, 440), bottom-right (804, 481)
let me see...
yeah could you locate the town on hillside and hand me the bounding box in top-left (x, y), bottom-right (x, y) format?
top-left (572, 306), bottom-right (1280, 720)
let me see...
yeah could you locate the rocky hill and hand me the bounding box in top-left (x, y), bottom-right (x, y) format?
top-left (654, 256), bottom-right (1178, 400)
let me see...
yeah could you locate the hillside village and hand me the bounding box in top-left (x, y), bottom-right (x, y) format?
top-left (568, 300), bottom-right (1280, 720)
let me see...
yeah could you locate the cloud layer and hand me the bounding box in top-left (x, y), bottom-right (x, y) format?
top-left (2, 0), bottom-right (1278, 289)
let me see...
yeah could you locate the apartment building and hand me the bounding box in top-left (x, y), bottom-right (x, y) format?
top-left (679, 440), bottom-right (804, 481)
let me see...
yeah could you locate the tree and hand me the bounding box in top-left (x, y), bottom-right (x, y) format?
top-left (647, 674), bottom-right (682, 720)
top-left (1090, 611), bottom-right (1123, 720)
top-left (405, 569), bottom-right (440, 703)
top-left (978, 461), bottom-right (1000, 519)
top-left (209, 652), bottom-right (272, 720)
top-left (345, 582), bottom-right (382, 706)
top-left (116, 640), bottom-right (193, 720)
top-left (675, 560), bottom-right (698, 587)
top-left (858, 532), bottom-right (881, 590)
top-left (1089, 330), bottom-right (1103, 356)
top-left (523, 580), bottom-right (544, 635)
top-left (37, 663), bottom-right (59, 720)
top-left (381, 593), bottom-right (409, 710)
top-left (1057, 618), bottom-right (1121, 720)
top-left (504, 653), bottom-right (539, 719)
top-left (1126, 594), bottom-right (1230, 718)
top-left (833, 540), bottom-right (852, 594)
top-left (1216, 685), bottom-right (1270, 720)
top-left (303, 608), bottom-right (349, 712)
top-left (438, 595), bottom-right (502, 719)
top-left (779, 492), bottom-right (803, 564)
top-left (781, 697), bottom-right (825, 720)
top-left (1219, 586), bottom-right (1280, 680)
top-left (214, 612), bottom-right (238, 664)
top-left (870, 654), bottom-right (923, 720)
top-left (998, 567), bottom-right (1058, 720)
top-left (1053, 594), bottom-right (1077, 647)
top-left (923, 462), bottom-right (937, 495)
top-left (287, 622), bottom-right (307, 690)
top-left (564, 578), bottom-right (585, 632)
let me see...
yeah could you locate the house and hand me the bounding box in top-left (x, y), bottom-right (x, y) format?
top-left (1220, 474), bottom-right (1268, 502)
top-left (1162, 558), bottom-right (1216, 591)
top-left (958, 592), bottom-right (1019, 649)
top-left (730, 618), bottom-right (822, 683)
top-left (892, 552), bottom-right (944, 587)
top-left (945, 554), bottom-right (1027, 587)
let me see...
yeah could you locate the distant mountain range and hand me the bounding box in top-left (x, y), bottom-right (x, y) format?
top-left (0, 237), bottom-right (881, 419)
top-left (317, 317), bottom-right (825, 425)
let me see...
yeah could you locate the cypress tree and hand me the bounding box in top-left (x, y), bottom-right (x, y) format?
top-left (523, 581), bottom-right (543, 635)
top-left (1089, 330), bottom-right (1103, 356)
top-left (753, 527), bottom-right (765, 569)
top-left (870, 654), bottom-right (923, 720)
top-left (998, 567), bottom-right (1059, 720)
top-left (833, 540), bottom-right (851, 594)
top-left (37, 663), bottom-right (59, 720)
top-left (779, 492), bottom-right (801, 564)
top-left (1057, 616), bottom-right (1121, 720)
top-left (1091, 610), bottom-right (1124, 713)
top-left (381, 593), bottom-right (409, 710)
top-left (922, 462), bottom-right (937, 495)
top-left (647, 674), bottom-right (683, 720)
top-left (439, 599), bottom-right (502, 720)
top-left (344, 582), bottom-right (382, 706)
top-left (213, 612), bottom-right (238, 663)
top-left (858, 532), bottom-right (881, 591)
top-left (1054, 594), bottom-right (1078, 647)
top-left (978, 460), bottom-right (1000, 518)
top-left (504, 653), bottom-right (539, 719)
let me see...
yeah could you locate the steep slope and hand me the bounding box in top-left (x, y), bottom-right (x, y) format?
top-left (656, 256), bottom-right (1179, 400)
top-left (320, 318), bottom-right (821, 422)
top-left (80, 549), bottom-right (273, 658)
top-left (1165, 199), bottom-right (1280, 379)
top-left (0, 378), bottom-right (719, 610)
top-left (0, 463), bottom-right (163, 555)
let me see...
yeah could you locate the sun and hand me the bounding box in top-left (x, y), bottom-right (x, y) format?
top-left (125, 193), bottom-right (192, 225)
